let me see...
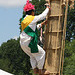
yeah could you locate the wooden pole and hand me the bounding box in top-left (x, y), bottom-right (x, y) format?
top-left (54, 0), bottom-right (62, 74)
top-left (61, 0), bottom-right (69, 75)
top-left (44, 0), bottom-right (69, 75)
top-left (44, 0), bottom-right (64, 75)
top-left (59, 1), bottom-right (66, 75)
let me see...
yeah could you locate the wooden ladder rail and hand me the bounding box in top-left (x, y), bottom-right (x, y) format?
top-left (61, 0), bottom-right (69, 75)
top-left (59, 0), bottom-right (65, 75)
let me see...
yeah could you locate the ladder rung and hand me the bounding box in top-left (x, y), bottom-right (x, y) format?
top-left (49, 14), bottom-right (63, 17)
top-left (31, 68), bottom-right (60, 73)
top-left (48, 30), bottom-right (63, 33)
top-left (52, 47), bottom-right (61, 50)
top-left (48, 72), bottom-right (59, 74)
top-left (43, 31), bottom-right (63, 35)
top-left (46, 47), bottom-right (61, 50)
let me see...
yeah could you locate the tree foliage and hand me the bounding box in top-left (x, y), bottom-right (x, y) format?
top-left (0, 39), bottom-right (32, 75)
top-left (66, 2), bottom-right (75, 41)
top-left (63, 40), bottom-right (75, 75)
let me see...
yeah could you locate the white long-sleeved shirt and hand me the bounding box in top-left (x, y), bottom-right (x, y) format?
top-left (20, 8), bottom-right (49, 46)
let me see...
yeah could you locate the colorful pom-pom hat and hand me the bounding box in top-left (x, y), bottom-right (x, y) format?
top-left (23, 0), bottom-right (35, 12)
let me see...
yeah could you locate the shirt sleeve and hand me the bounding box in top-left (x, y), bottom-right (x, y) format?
top-left (34, 8), bottom-right (49, 22)
top-left (37, 24), bottom-right (41, 30)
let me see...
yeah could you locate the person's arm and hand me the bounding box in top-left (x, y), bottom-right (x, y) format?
top-left (34, 7), bottom-right (49, 22)
top-left (37, 20), bottom-right (47, 30)
top-left (33, 3), bottom-right (50, 23)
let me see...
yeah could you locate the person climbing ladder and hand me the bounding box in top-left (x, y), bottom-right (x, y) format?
top-left (20, 0), bottom-right (50, 75)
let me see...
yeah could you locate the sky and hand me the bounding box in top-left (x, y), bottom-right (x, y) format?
top-left (0, 0), bottom-right (32, 45)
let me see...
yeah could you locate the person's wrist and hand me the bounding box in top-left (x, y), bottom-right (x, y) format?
top-left (47, 5), bottom-right (50, 8)
top-left (45, 3), bottom-right (50, 8)
top-left (41, 24), bottom-right (42, 27)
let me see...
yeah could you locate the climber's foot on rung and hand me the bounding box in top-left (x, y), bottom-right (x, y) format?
top-left (33, 68), bottom-right (39, 74)
top-left (39, 69), bottom-right (50, 75)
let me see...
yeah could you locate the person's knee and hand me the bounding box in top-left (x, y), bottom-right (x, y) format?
top-left (40, 49), bottom-right (45, 56)
top-left (42, 50), bottom-right (46, 56)
top-left (30, 56), bottom-right (34, 60)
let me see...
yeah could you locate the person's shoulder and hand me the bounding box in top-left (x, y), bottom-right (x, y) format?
top-left (28, 15), bottom-right (34, 17)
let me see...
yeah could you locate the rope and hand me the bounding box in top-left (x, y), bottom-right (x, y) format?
top-left (40, 27), bottom-right (43, 43)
